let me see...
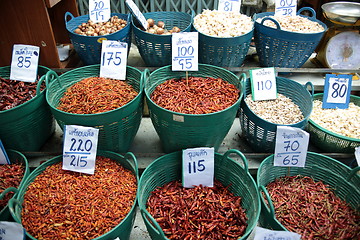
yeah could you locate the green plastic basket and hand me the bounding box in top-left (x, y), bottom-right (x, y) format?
top-left (306, 94), bottom-right (360, 153)
top-left (239, 77), bottom-right (314, 152)
top-left (257, 151), bottom-right (360, 231)
top-left (9, 150), bottom-right (139, 240)
top-left (0, 66), bottom-right (55, 151)
top-left (45, 65), bottom-right (144, 153)
top-left (0, 150), bottom-right (30, 221)
top-left (137, 149), bottom-right (260, 240)
top-left (145, 64), bottom-right (244, 153)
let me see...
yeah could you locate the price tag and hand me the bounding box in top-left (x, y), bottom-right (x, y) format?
top-left (100, 40), bottom-right (128, 80)
top-left (322, 74), bottom-right (352, 109)
top-left (125, 0), bottom-right (148, 30)
top-left (89, 0), bottom-right (111, 23)
top-left (355, 147), bottom-right (360, 167)
top-left (63, 125), bottom-right (99, 174)
top-left (182, 147), bottom-right (214, 188)
top-left (218, 0), bottom-right (242, 12)
top-left (275, 0), bottom-right (297, 16)
top-left (10, 44), bottom-right (39, 83)
top-left (249, 67), bottom-right (277, 101)
top-left (0, 221), bottom-right (25, 240)
top-left (254, 226), bottom-right (301, 240)
top-left (172, 32), bottom-right (199, 71)
top-left (0, 140), bottom-right (10, 165)
top-left (274, 126), bottom-right (309, 168)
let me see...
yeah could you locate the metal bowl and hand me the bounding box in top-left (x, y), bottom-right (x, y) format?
top-left (322, 2), bottom-right (360, 25)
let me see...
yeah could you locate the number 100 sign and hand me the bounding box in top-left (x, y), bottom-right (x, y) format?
top-left (172, 32), bottom-right (198, 71)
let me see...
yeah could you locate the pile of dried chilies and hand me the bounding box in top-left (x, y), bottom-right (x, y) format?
top-left (58, 77), bottom-right (138, 114)
top-left (22, 156), bottom-right (137, 240)
top-left (147, 180), bottom-right (248, 240)
top-left (266, 175), bottom-right (360, 239)
top-left (150, 76), bottom-right (239, 114)
top-left (0, 76), bottom-right (44, 111)
top-left (0, 163), bottom-right (25, 210)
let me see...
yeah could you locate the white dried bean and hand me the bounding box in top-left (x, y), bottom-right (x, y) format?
top-left (258, 15), bottom-right (324, 33)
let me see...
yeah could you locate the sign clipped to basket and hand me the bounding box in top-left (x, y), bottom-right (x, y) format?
top-left (322, 74), bottom-right (352, 109)
top-left (182, 147), bottom-right (214, 188)
top-left (0, 221), bottom-right (24, 240)
top-left (172, 32), bottom-right (199, 71)
top-left (274, 126), bottom-right (309, 167)
top-left (89, 0), bottom-right (111, 23)
top-left (0, 140), bottom-right (10, 164)
top-left (218, 0), bottom-right (241, 13)
top-left (125, 0), bottom-right (148, 30)
top-left (254, 227), bottom-right (301, 240)
top-left (275, 0), bottom-right (297, 16)
top-left (249, 67), bottom-right (277, 101)
top-left (10, 44), bottom-right (39, 83)
top-left (100, 40), bottom-right (128, 80)
top-left (62, 125), bottom-right (99, 174)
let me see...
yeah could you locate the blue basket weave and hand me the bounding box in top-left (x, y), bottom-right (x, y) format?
top-left (253, 7), bottom-right (327, 68)
top-left (132, 11), bottom-right (192, 67)
top-left (239, 77), bottom-right (314, 152)
top-left (65, 12), bottom-right (132, 65)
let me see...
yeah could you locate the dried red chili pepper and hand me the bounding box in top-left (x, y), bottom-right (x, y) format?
top-left (150, 76), bottom-right (239, 114)
top-left (147, 180), bottom-right (247, 240)
top-left (266, 175), bottom-right (360, 240)
top-left (0, 76), bottom-right (44, 111)
top-left (0, 163), bottom-right (25, 210)
top-left (57, 77), bottom-right (138, 114)
top-left (21, 156), bottom-right (137, 240)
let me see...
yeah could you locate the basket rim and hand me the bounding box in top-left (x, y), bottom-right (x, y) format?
top-left (145, 64), bottom-right (243, 117)
top-left (308, 93), bottom-right (360, 143)
top-left (46, 65), bottom-right (143, 117)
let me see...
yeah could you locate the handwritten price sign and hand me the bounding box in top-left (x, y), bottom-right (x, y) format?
top-left (10, 44), bottom-right (39, 82)
top-left (172, 32), bottom-right (198, 71)
top-left (254, 226), bottom-right (301, 240)
top-left (126, 0), bottom-right (148, 30)
top-left (218, 0), bottom-right (241, 13)
top-left (275, 0), bottom-right (297, 16)
top-left (0, 221), bottom-right (25, 240)
top-left (250, 67), bottom-right (277, 101)
top-left (100, 40), bottom-right (128, 80)
top-left (89, 0), bottom-right (111, 23)
top-left (322, 74), bottom-right (352, 109)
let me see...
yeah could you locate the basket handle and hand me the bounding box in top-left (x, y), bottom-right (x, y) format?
top-left (124, 152), bottom-right (139, 179)
top-left (223, 149), bottom-right (249, 173)
top-left (8, 198), bottom-right (23, 223)
top-left (297, 7), bottom-right (316, 20)
top-left (36, 74), bottom-right (46, 96)
top-left (64, 12), bottom-right (74, 23)
top-left (260, 17), bottom-right (281, 30)
top-left (239, 73), bottom-right (246, 96)
top-left (259, 185), bottom-right (276, 217)
top-left (304, 81), bottom-right (314, 98)
top-left (141, 68), bottom-right (151, 91)
top-left (140, 208), bottom-right (167, 238)
top-left (44, 70), bottom-right (61, 88)
top-left (346, 166), bottom-right (360, 182)
top-left (0, 187), bottom-right (18, 199)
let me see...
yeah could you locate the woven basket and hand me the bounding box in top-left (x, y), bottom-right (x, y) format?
top-left (253, 7), bottom-right (327, 68)
top-left (0, 66), bottom-right (55, 151)
top-left (9, 150), bottom-right (138, 240)
top-left (239, 77), bottom-right (313, 152)
top-left (137, 149), bottom-right (260, 240)
top-left (257, 151), bottom-right (360, 230)
top-left (145, 64), bottom-right (244, 153)
top-left (0, 150), bottom-right (30, 221)
top-left (306, 93), bottom-right (360, 153)
top-left (132, 11), bottom-right (192, 67)
top-left (65, 12), bottom-right (132, 65)
top-left (45, 65), bottom-right (144, 153)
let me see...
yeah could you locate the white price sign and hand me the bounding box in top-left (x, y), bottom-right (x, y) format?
top-left (63, 125), bottom-right (99, 174)
top-left (172, 32), bottom-right (198, 71)
top-left (249, 67), bottom-right (277, 101)
top-left (100, 40), bottom-right (128, 80)
top-left (182, 147), bottom-right (214, 188)
top-left (89, 0), bottom-right (111, 23)
top-left (322, 74), bottom-right (352, 109)
top-left (254, 226), bottom-right (301, 240)
top-left (126, 0), bottom-right (148, 30)
top-left (10, 44), bottom-right (40, 83)
top-left (218, 0), bottom-right (242, 12)
top-left (355, 147), bottom-right (360, 167)
top-left (0, 140), bottom-right (10, 165)
top-left (274, 126), bottom-right (309, 168)
top-left (275, 0), bottom-right (297, 16)
top-left (0, 221), bottom-right (25, 240)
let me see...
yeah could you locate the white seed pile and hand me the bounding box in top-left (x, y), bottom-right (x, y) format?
top-left (310, 100), bottom-right (360, 139)
top-left (245, 93), bottom-right (304, 124)
top-left (258, 15), bottom-right (325, 33)
top-left (193, 9), bottom-right (253, 37)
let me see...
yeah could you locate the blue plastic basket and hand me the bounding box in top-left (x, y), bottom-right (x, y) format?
top-left (239, 77), bottom-right (314, 152)
top-left (253, 7), bottom-right (327, 68)
top-left (132, 11), bottom-right (192, 67)
top-left (195, 23), bottom-right (254, 67)
top-left (65, 12), bottom-right (132, 65)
